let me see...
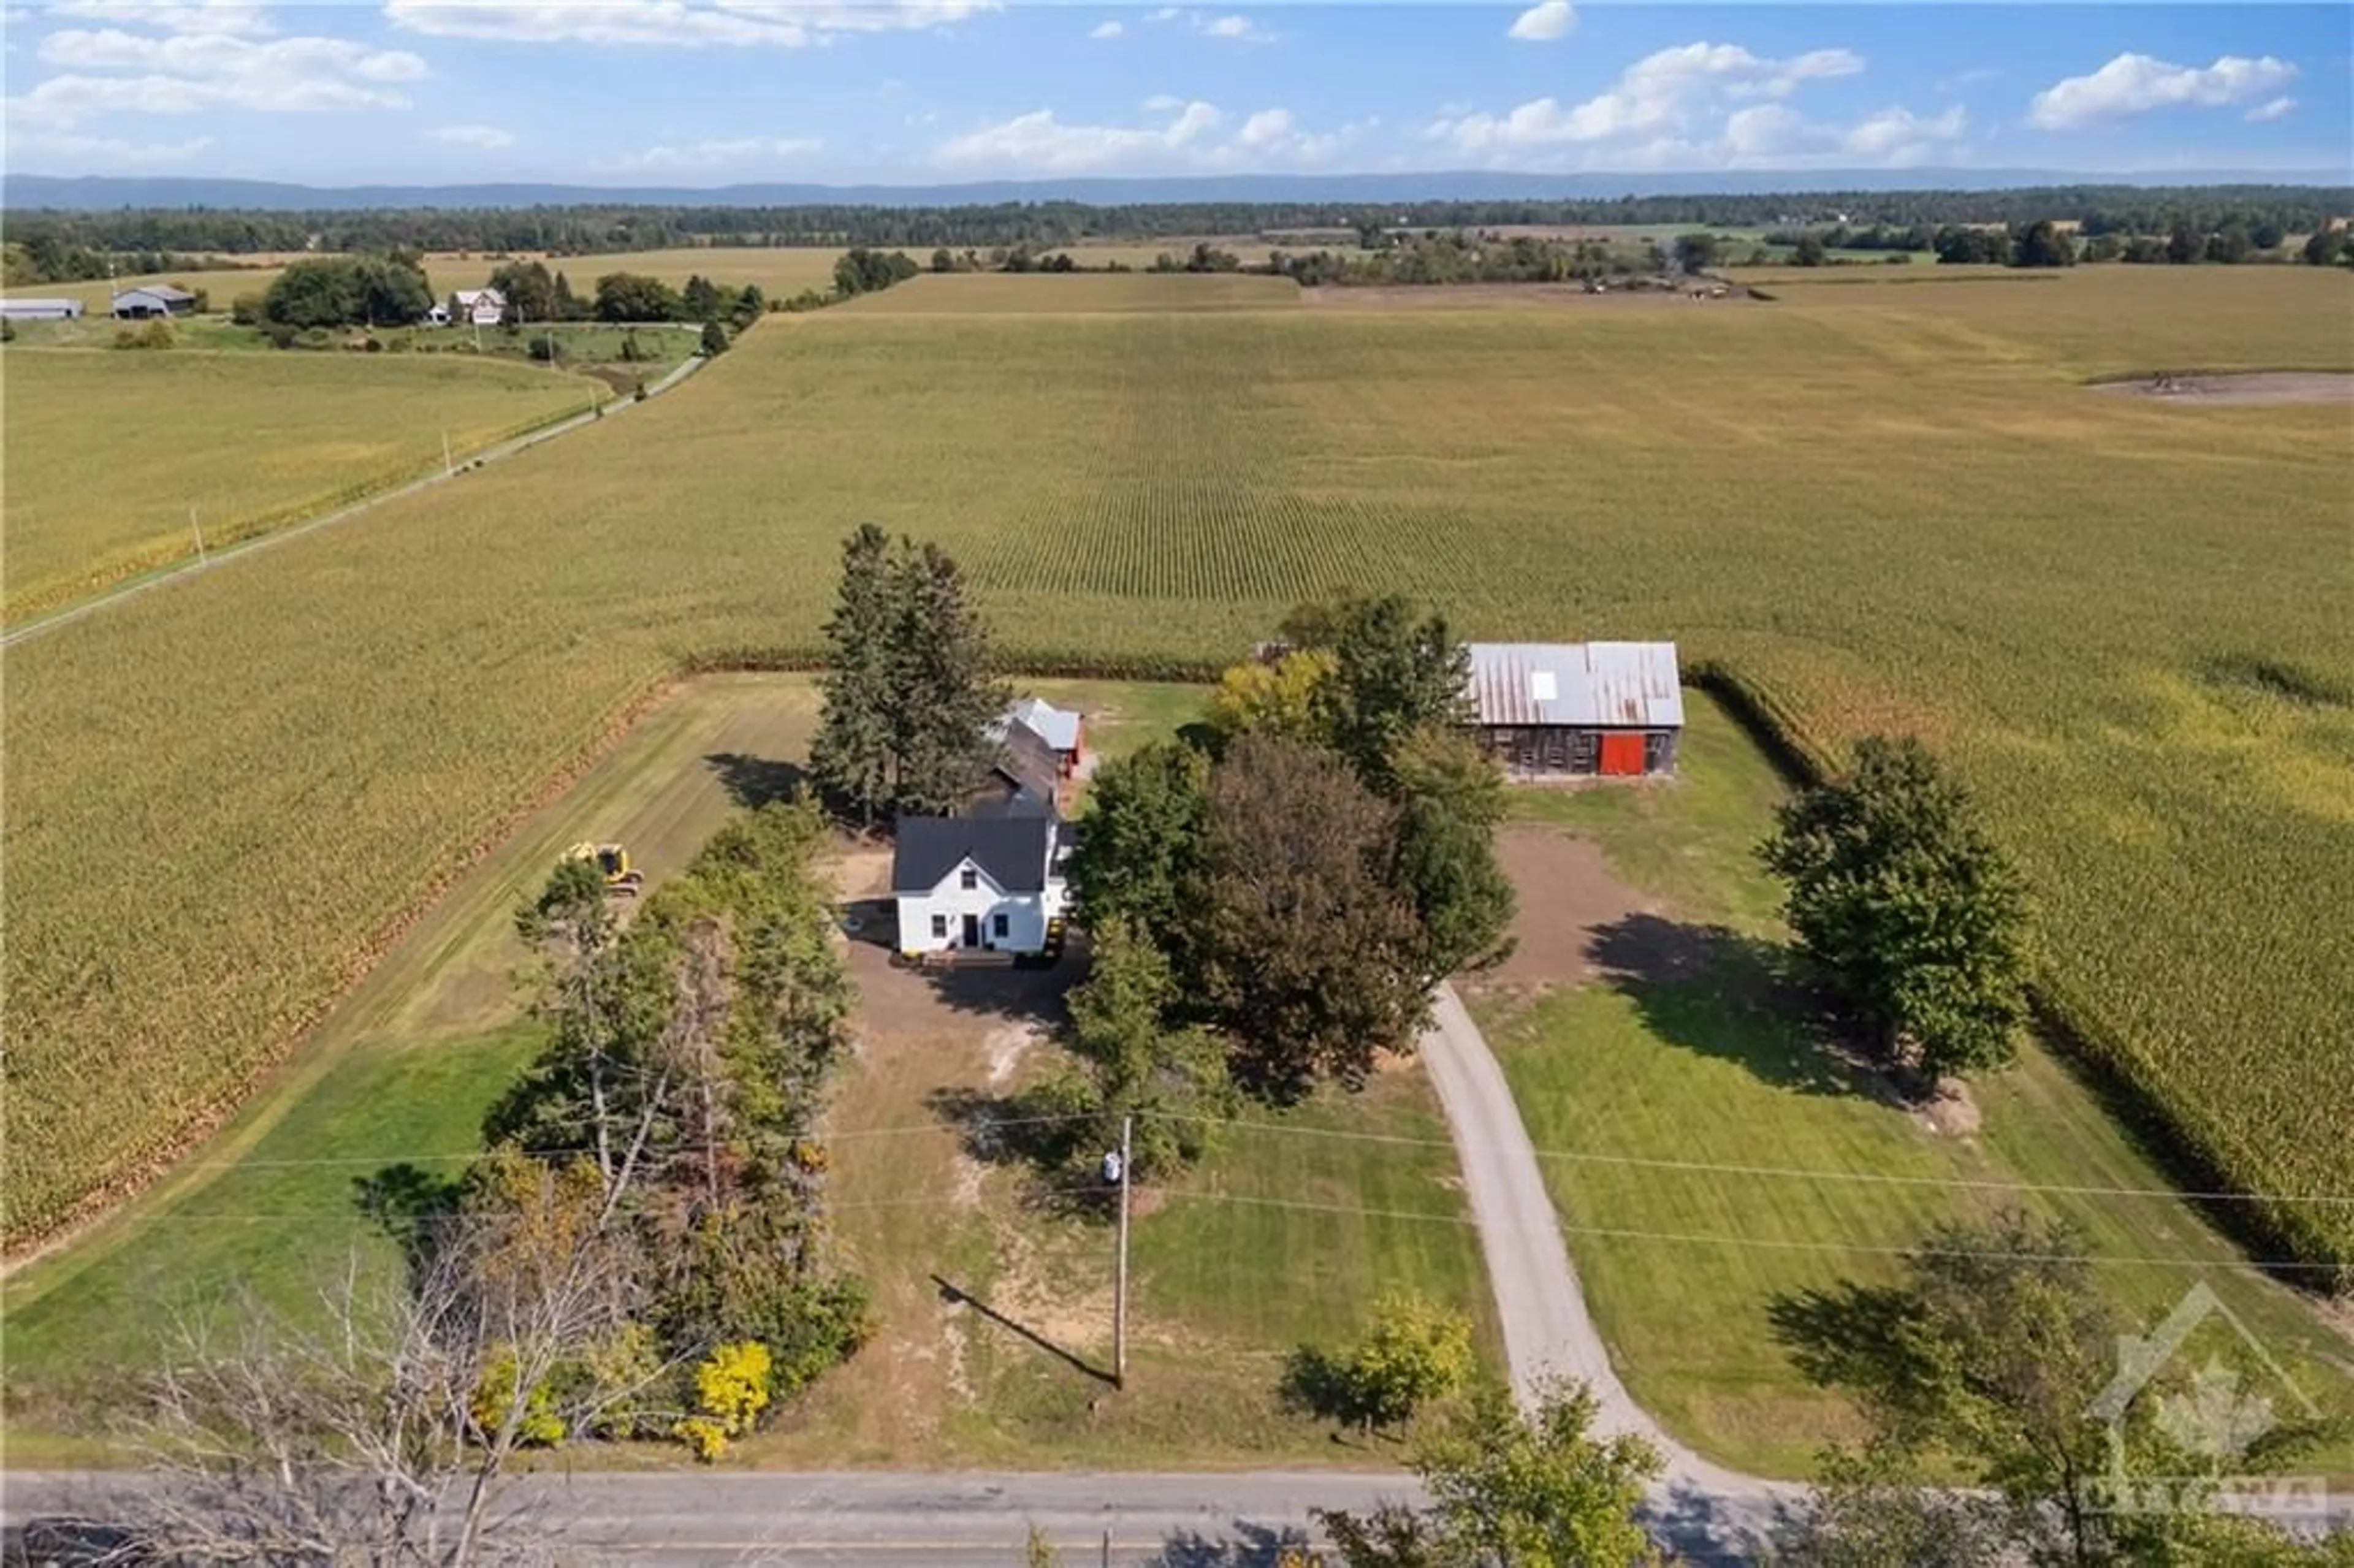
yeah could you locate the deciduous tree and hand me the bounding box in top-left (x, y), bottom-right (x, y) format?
top-left (1314, 1378), bottom-right (1661, 1567)
top-left (1203, 648), bottom-right (1336, 750)
top-left (1064, 739), bottom-right (1211, 938)
top-left (1296, 594), bottom-right (1471, 790)
top-left (1387, 725), bottom-right (1516, 983)
top-left (1057, 916), bottom-right (1232, 1178)
top-left (1758, 735), bottom-right (2031, 1083)
top-left (1192, 734), bottom-right (1426, 1096)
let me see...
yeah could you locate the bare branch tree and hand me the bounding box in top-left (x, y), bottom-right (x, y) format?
top-left (107, 1171), bottom-right (667, 1568)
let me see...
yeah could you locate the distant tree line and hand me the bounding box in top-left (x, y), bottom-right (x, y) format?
top-left (6, 183), bottom-right (2345, 261)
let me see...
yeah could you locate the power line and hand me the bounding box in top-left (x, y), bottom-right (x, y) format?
top-left (1135, 1111), bottom-right (2354, 1209)
top-left (109, 1183), bottom-right (2353, 1274)
top-left (118, 1105), bottom-right (2354, 1209)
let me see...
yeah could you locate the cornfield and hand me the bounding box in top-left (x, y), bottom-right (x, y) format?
top-left (6, 266), bottom-right (2350, 1271)
top-left (2, 349), bottom-right (601, 619)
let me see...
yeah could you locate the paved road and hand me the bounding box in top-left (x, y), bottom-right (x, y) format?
top-left (1415, 983), bottom-right (1793, 1555)
top-left (2, 346), bottom-right (707, 650)
top-left (3, 1469), bottom-right (1788, 1566)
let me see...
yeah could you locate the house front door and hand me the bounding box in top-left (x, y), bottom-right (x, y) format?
top-left (962, 913), bottom-right (981, 948)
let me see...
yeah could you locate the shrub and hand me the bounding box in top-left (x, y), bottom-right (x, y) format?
top-left (672, 1339), bottom-right (773, 1461)
top-left (1281, 1293), bottom-right (1475, 1434)
top-left (470, 1345), bottom-right (566, 1447)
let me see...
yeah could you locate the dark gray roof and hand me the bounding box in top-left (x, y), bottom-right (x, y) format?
top-left (893, 814), bottom-right (1055, 894)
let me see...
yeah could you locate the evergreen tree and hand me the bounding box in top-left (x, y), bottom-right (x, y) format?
top-left (809, 525), bottom-right (899, 828)
top-left (886, 541), bottom-right (1009, 816)
top-left (699, 319), bottom-right (729, 357)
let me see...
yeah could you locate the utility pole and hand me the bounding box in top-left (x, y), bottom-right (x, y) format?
top-left (188, 505), bottom-right (207, 566)
top-left (1113, 1114), bottom-right (1132, 1390)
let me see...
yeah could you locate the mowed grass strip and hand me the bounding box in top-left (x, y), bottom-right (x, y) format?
top-left (1481, 695), bottom-right (2354, 1480)
top-left (1, 348), bottom-right (602, 618)
top-left (4, 267), bottom-right (2350, 1266)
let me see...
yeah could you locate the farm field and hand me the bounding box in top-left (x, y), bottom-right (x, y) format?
top-left (1, 264), bottom-right (289, 311)
top-left (837, 272), bottom-right (1300, 313)
top-left (427, 246), bottom-right (848, 299)
top-left (2, 674), bottom-right (1497, 1469)
top-left (5, 266), bottom-right (2351, 1295)
top-left (1469, 694), bottom-right (2354, 1480)
top-left (0, 349), bottom-right (606, 620)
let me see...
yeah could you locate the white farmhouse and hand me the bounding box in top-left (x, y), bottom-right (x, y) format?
top-left (893, 812), bottom-right (1071, 958)
top-left (452, 287), bottom-right (507, 326)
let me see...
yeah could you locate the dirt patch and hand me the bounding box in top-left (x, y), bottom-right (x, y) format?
top-left (1474, 825), bottom-right (1658, 990)
top-left (2092, 371), bottom-right (2353, 406)
top-left (1916, 1076), bottom-right (1983, 1138)
top-left (983, 1021), bottom-right (1043, 1087)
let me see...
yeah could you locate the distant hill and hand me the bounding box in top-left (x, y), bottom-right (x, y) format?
top-left (7, 169), bottom-right (2349, 212)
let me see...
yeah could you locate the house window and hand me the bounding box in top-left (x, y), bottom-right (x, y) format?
top-left (960, 867), bottom-right (978, 890)
top-left (931, 915), bottom-right (948, 938)
top-left (992, 913), bottom-right (1009, 939)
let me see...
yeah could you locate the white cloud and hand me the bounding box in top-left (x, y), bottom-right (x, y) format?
top-left (1198, 13), bottom-right (1273, 43)
top-left (935, 97), bottom-right (1355, 174)
top-left (1087, 18), bottom-right (1121, 39)
top-left (384, 0), bottom-right (994, 50)
top-left (11, 26), bottom-right (428, 123)
top-left (2, 126), bottom-right (213, 165)
top-left (1428, 41), bottom-right (1863, 156)
top-left (1506, 0), bottom-right (1573, 44)
top-left (1146, 6), bottom-right (1179, 20)
top-left (2244, 95), bottom-right (2296, 123)
top-left (2027, 53), bottom-right (2298, 131)
top-left (600, 134), bottom-right (823, 172)
top-left (45, 0), bottom-right (274, 35)
top-left (432, 121), bottom-right (514, 147)
top-left (1141, 93), bottom-right (1183, 111)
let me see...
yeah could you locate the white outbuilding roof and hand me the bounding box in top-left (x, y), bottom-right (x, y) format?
top-left (994, 696), bottom-right (1082, 753)
top-left (1463, 642), bottom-right (1684, 729)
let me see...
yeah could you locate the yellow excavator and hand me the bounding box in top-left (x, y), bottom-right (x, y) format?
top-left (566, 841), bottom-right (646, 898)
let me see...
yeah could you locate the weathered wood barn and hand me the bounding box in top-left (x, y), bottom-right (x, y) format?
top-left (1463, 642), bottom-right (1683, 777)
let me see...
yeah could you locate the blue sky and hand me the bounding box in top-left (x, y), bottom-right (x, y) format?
top-left (2, 2), bottom-right (2347, 185)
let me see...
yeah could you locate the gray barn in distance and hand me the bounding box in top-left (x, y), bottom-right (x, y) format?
top-left (1463, 641), bottom-right (1683, 777)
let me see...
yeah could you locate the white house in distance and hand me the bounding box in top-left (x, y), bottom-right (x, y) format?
top-left (892, 813), bottom-right (1072, 958)
top-left (450, 287), bottom-right (507, 326)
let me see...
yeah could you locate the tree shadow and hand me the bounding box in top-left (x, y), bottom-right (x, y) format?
top-left (924, 1085), bottom-right (1110, 1221)
top-left (1636, 1482), bottom-right (1780, 1566)
top-left (1140, 1523), bottom-right (1317, 1568)
top-left (930, 1274), bottom-right (1116, 1387)
top-left (701, 751), bottom-right (810, 810)
top-left (351, 1161), bottom-right (465, 1285)
top-left (1766, 1279), bottom-right (1921, 1394)
top-left (1584, 913), bottom-right (1861, 1098)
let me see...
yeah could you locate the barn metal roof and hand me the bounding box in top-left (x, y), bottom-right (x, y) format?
top-left (992, 696), bottom-right (1081, 754)
top-left (1464, 642), bottom-right (1684, 729)
top-left (113, 285), bottom-right (194, 303)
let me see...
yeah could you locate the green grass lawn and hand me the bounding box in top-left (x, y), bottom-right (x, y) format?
top-left (1477, 691), bottom-right (2354, 1481)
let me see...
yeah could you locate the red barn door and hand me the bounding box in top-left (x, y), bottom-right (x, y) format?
top-left (1599, 732), bottom-right (1646, 776)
